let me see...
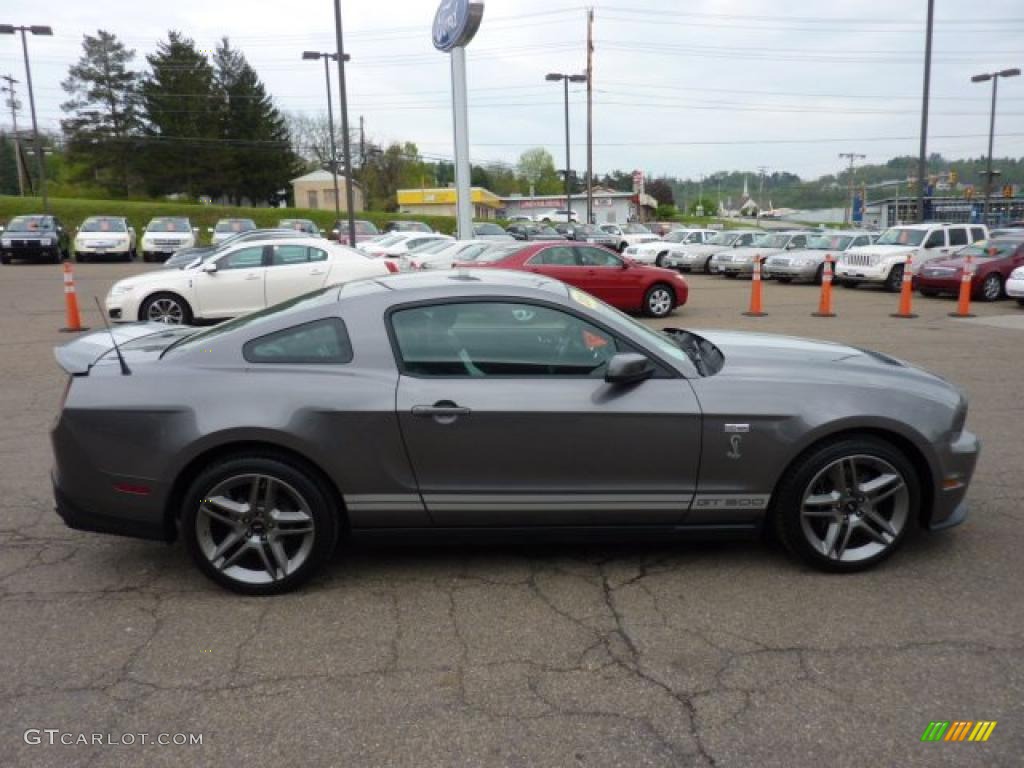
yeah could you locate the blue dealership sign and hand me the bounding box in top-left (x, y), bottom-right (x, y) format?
top-left (432, 0), bottom-right (485, 52)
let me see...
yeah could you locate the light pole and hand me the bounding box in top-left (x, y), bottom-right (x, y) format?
top-left (546, 72), bottom-right (587, 221)
top-left (0, 24), bottom-right (53, 210)
top-left (332, 0), bottom-right (357, 248)
top-left (971, 68), bottom-right (1020, 225)
top-left (302, 51), bottom-right (342, 226)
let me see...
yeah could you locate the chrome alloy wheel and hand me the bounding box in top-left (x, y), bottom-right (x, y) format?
top-left (647, 287), bottom-right (673, 316)
top-left (981, 274), bottom-right (1001, 301)
top-left (196, 474), bottom-right (316, 585)
top-left (146, 297), bottom-right (185, 324)
top-left (799, 455), bottom-right (909, 563)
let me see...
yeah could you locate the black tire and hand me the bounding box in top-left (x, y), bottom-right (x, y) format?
top-left (139, 292), bottom-right (193, 325)
top-left (0, 255), bottom-right (10, 265)
top-left (772, 436), bottom-right (919, 573)
top-left (813, 264), bottom-right (824, 286)
top-left (142, 252), bottom-right (152, 263)
top-left (125, 249), bottom-right (135, 262)
top-left (643, 283), bottom-right (675, 318)
top-left (655, 252), bottom-right (668, 268)
top-left (52, 251), bottom-right (62, 264)
top-left (181, 455), bottom-right (339, 595)
top-left (724, 272), bottom-right (738, 279)
top-left (978, 273), bottom-right (1002, 302)
top-left (841, 280), bottom-right (859, 289)
top-left (75, 252), bottom-right (88, 264)
top-left (884, 264), bottom-right (904, 293)
top-left (704, 257), bottom-right (714, 273)
top-left (1018, 299), bottom-right (1024, 307)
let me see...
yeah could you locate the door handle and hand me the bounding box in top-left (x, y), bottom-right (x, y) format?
top-left (412, 401), bottom-right (471, 424)
top-left (245, 273), bottom-right (261, 280)
top-left (310, 269), bottom-right (326, 275)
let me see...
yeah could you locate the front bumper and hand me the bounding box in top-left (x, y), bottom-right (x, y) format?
top-left (836, 264), bottom-right (889, 283)
top-left (1006, 276), bottom-right (1024, 298)
top-left (763, 262), bottom-right (818, 280)
top-left (915, 274), bottom-right (962, 295)
top-left (928, 429), bottom-right (980, 531)
top-left (719, 260), bottom-right (757, 276)
top-left (1, 243), bottom-right (61, 261)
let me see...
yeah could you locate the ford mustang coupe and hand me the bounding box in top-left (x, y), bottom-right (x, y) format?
top-left (52, 271), bottom-right (978, 594)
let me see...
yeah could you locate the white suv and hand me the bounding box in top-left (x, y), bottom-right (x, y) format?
top-left (836, 223), bottom-right (987, 291)
top-left (140, 217), bottom-right (199, 263)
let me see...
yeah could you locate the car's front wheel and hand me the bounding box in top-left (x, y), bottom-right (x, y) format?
top-left (884, 264), bottom-right (904, 293)
top-left (773, 437), bottom-right (918, 573)
top-left (979, 273), bottom-right (1002, 302)
top-left (655, 252), bottom-right (668, 267)
top-left (643, 283), bottom-right (675, 317)
top-left (181, 456), bottom-right (339, 595)
top-left (140, 292), bottom-right (193, 325)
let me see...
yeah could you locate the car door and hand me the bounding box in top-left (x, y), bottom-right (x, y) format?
top-left (195, 245), bottom-right (268, 318)
top-left (920, 229), bottom-right (949, 265)
top-left (391, 300), bottom-right (701, 526)
top-left (524, 244), bottom-right (587, 285)
top-left (264, 244), bottom-right (330, 306)
top-left (574, 246), bottom-right (643, 308)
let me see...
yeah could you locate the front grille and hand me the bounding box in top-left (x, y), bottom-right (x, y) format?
top-left (153, 239), bottom-right (184, 247)
top-left (843, 253), bottom-right (876, 267)
top-left (769, 258), bottom-right (790, 267)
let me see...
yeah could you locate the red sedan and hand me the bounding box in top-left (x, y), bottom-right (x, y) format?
top-left (457, 242), bottom-right (688, 317)
top-left (916, 238), bottom-right (1024, 302)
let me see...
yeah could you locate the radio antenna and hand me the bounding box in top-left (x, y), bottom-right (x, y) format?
top-left (93, 297), bottom-right (131, 375)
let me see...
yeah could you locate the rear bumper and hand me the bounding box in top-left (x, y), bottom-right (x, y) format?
top-left (54, 481), bottom-right (168, 541)
top-left (763, 263), bottom-right (817, 280)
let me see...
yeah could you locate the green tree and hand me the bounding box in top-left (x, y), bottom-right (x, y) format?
top-left (516, 147), bottom-right (561, 195)
top-left (0, 134), bottom-right (19, 195)
top-left (362, 141), bottom-right (428, 210)
top-left (139, 32), bottom-right (220, 198)
top-left (212, 38), bottom-right (299, 205)
top-left (60, 30), bottom-right (142, 196)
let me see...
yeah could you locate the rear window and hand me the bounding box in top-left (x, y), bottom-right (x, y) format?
top-left (243, 318), bottom-right (352, 364)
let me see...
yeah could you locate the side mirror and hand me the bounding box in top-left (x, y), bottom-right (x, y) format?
top-left (201, 261), bottom-right (218, 274)
top-left (605, 353), bottom-right (655, 385)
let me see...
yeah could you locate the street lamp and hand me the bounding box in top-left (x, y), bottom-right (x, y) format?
top-left (303, 51), bottom-right (343, 226)
top-left (332, 0), bottom-right (357, 248)
top-left (1, 24), bottom-right (53, 210)
top-left (971, 67), bottom-right (1020, 224)
top-left (546, 72), bottom-right (588, 221)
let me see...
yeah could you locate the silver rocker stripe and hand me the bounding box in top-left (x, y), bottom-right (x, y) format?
top-left (423, 493), bottom-right (693, 512)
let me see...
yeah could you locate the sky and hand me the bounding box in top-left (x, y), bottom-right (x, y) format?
top-left (2, 0), bottom-right (1023, 182)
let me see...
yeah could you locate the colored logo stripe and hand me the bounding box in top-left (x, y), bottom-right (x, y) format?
top-left (944, 721), bottom-right (973, 741)
top-left (920, 720), bottom-right (996, 742)
top-left (969, 721), bottom-right (997, 742)
top-left (921, 722), bottom-right (949, 742)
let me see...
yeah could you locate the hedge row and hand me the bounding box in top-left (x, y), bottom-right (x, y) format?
top-left (0, 195), bottom-right (459, 243)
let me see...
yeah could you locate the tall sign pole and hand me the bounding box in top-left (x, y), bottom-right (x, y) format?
top-left (586, 8), bottom-right (594, 224)
top-left (332, 0), bottom-right (357, 247)
top-left (916, 0), bottom-right (934, 223)
top-left (434, 0), bottom-right (484, 240)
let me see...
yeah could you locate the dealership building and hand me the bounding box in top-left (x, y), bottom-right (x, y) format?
top-left (396, 186), bottom-right (657, 222)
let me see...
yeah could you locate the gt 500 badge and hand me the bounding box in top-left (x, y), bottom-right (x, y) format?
top-left (692, 495), bottom-right (770, 510)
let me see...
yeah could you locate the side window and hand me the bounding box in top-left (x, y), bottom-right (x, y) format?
top-left (243, 318), bottom-right (352, 364)
top-left (738, 234), bottom-right (754, 246)
top-left (947, 228), bottom-right (968, 247)
top-left (789, 235), bottom-right (807, 248)
top-left (309, 247), bottom-right (328, 263)
top-left (271, 245), bottom-right (313, 265)
top-left (970, 227), bottom-right (986, 243)
top-left (218, 246), bottom-right (265, 270)
top-left (529, 247), bottom-right (577, 266)
top-left (577, 247), bottom-right (622, 267)
top-left (924, 230), bottom-right (946, 249)
top-left (391, 302), bottom-right (619, 378)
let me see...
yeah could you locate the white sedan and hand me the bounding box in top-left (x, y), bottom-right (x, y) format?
top-left (624, 229), bottom-right (718, 266)
top-left (404, 239), bottom-right (496, 270)
top-left (105, 237), bottom-right (392, 325)
top-left (1007, 265), bottom-right (1024, 305)
top-left (359, 232), bottom-right (453, 259)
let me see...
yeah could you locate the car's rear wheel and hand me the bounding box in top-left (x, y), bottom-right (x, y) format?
top-left (655, 252), bottom-right (668, 268)
top-left (140, 292), bottom-right (193, 325)
top-left (704, 257), bottom-right (714, 273)
top-left (884, 264), bottom-right (904, 293)
top-left (724, 272), bottom-right (738, 279)
top-left (773, 437), bottom-right (918, 573)
top-left (643, 283), bottom-right (675, 318)
top-left (979, 273), bottom-right (1002, 302)
top-left (777, 276), bottom-right (793, 284)
top-left (182, 456), bottom-right (339, 595)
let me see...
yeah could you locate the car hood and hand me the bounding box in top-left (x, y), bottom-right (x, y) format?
top-left (923, 256), bottom-right (986, 271)
top-left (3, 231), bottom-right (55, 240)
top-left (112, 269), bottom-right (191, 292)
top-left (698, 330), bottom-right (955, 392)
top-left (845, 244), bottom-right (915, 257)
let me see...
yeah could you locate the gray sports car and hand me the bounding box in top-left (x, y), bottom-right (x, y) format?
top-left (51, 271), bottom-right (979, 594)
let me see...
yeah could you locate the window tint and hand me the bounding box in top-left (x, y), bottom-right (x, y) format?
top-left (789, 235), bottom-right (807, 248)
top-left (218, 246), bottom-right (265, 270)
top-left (853, 236), bottom-right (870, 247)
top-left (529, 246), bottom-right (577, 266)
top-left (271, 245), bottom-right (326, 265)
top-left (947, 228), bottom-right (968, 246)
top-left (243, 318), bottom-right (352, 364)
top-left (577, 247), bottom-right (622, 267)
top-left (924, 230), bottom-right (946, 248)
top-left (391, 302), bottom-right (619, 378)
top-left (970, 227), bottom-right (986, 242)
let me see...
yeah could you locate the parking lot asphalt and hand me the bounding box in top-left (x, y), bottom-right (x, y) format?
top-left (1, 262), bottom-right (1022, 767)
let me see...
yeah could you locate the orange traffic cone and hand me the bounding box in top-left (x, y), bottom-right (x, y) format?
top-left (60, 261), bottom-right (89, 333)
top-left (890, 254), bottom-right (918, 319)
top-left (812, 254), bottom-right (836, 317)
top-left (743, 255), bottom-right (767, 316)
top-left (949, 253), bottom-right (976, 318)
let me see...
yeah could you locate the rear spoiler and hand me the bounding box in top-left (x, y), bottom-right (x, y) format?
top-left (54, 323), bottom-right (179, 375)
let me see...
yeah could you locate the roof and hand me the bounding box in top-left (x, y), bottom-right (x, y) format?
top-left (291, 169), bottom-right (362, 188)
top-left (363, 268), bottom-right (569, 297)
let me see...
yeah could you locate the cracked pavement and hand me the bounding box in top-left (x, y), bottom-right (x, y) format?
top-left (0, 263), bottom-right (1021, 767)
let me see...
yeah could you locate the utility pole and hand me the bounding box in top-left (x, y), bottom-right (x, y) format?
top-left (359, 115), bottom-right (365, 174)
top-left (1, 25), bottom-right (53, 210)
top-left (839, 152), bottom-right (866, 225)
top-left (332, 0), bottom-right (357, 247)
top-left (1, 73), bottom-right (25, 196)
top-left (916, 0), bottom-right (935, 223)
top-left (756, 165), bottom-right (768, 223)
top-left (586, 7), bottom-right (594, 224)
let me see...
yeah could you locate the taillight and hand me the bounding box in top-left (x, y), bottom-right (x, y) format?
top-left (384, 261), bottom-right (399, 274)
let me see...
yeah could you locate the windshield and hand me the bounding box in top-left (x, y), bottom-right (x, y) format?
top-left (474, 223), bottom-right (505, 235)
top-left (147, 218), bottom-right (191, 233)
top-left (215, 219), bottom-right (256, 233)
top-left (957, 240), bottom-right (1017, 259)
top-left (751, 234), bottom-right (791, 249)
top-left (411, 239), bottom-right (454, 255)
top-left (371, 233), bottom-right (405, 247)
top-left (6, 215), bottom-right (54, 232)
top-left (536, 227), bottom-right (559, 236)
top-left (470, 244), bottom-right (524, 263)
top-left (623, 224), bottom-right (651, 234)
top-left (279, 219), bottom-right (315, 232)
top-left (391, 221), bottom-right (431, 232)
top-left (707, 232), bottom-right (738, 246)
top-left (80, 217), bottom-right (127, 233)
top-left (347, 220), bottom-right (379, 235)
top-left (664, 231), bottom-right (689, 243)
top-left (876, 228), bottom-right (926, 246)
top-left (808, 235), bottom-right (854, 251)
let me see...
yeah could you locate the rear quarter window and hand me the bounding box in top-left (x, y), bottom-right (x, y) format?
top-left (243, 318), bottom-right (352, 364)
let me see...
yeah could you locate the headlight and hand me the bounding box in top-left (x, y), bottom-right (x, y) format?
top-left (109, 283), bottom-right (135, 296)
